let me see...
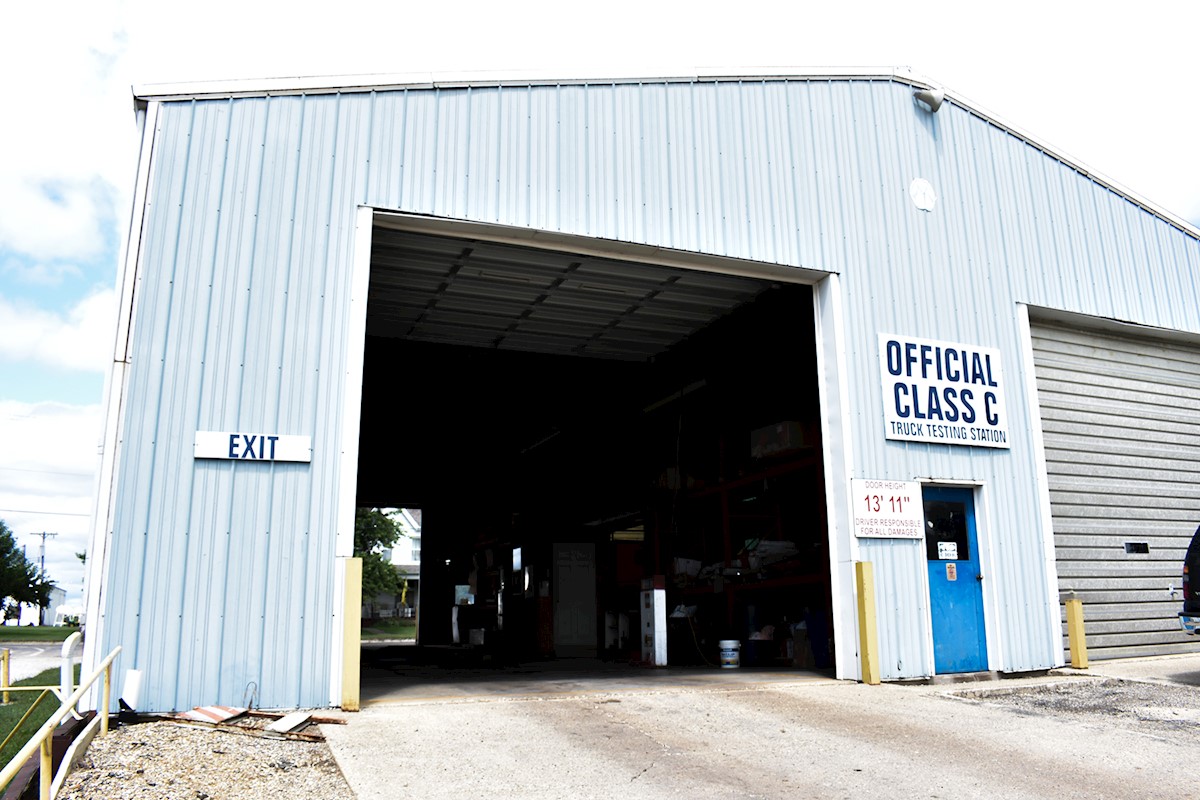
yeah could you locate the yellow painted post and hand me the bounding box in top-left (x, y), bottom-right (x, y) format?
top-left (2, 648), bottom-right (9, 704)
top-left (39, 737), bottom-right (52, 800)
top-left (341, 557), bottom-right (363, 711)
top-left (855, 561), bottom-right (881, 685)
top-left (1066, 596), bottom-right (1088, 669)
top-left (101, 663), bottom-right (112, 736)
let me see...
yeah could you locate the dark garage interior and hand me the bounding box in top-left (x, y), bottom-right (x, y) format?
top-left (354, 224), bottom-right (834, 679)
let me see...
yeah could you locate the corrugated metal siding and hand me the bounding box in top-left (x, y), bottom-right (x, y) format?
top-left (107, 77), bottom-right (1200, 706)
top-left (106, 95), bottom-right (371, 710)
top-left (1031, 321), bottom-right (1200, 660)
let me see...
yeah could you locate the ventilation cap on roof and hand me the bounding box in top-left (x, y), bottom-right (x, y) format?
top-left (913, 86), bottom-right (944, 113)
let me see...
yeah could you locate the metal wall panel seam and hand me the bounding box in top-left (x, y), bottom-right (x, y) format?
top-left (330, 206), bottom-right (375, 704)
top-left (307, 101), bottom-right (374, 705)
top-left (144, 98), bottom-right (210, 700)
top-left (761, 82), bottom-right (784, 263)
top-left (83, 98), bottom-right (163, 699)
top-left (813, 274), bottom-right (860, 680)
top-left (173, 98), bottom-right (237, 709)
top-left (253, 93), bottom-right (311, 706)
top-left (969, 483), bottom-right (1001, 670)
top-left (272, 93), bottom-right (335, 707)
top-left (224, 94), bottom-right (297, 707)
top-left (129, 100), bottom-right (200, 681)
top-left (292, 95), bottom-right (352, 707)
top-left (637, 83), bottom-right (650, 253)
top-left (211, 97), bottom-right (271, 706)
top-left (396, 90), bottom-right (410, 213)
top-left (780, 82), bottom-right (802, 268)
top-left (737, 81), bottom-right (757, 260)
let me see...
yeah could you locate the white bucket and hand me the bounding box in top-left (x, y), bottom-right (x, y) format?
top-left (718, 639), bottom-right (741, 669)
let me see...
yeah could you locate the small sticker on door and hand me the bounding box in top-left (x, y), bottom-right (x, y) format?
top-left (937, 541), bottom-right (958, 560)
top-left (946, 563), bottom-right (958, 581)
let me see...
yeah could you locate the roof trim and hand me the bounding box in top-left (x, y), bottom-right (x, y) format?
top-left (131, 67), bottom-right (1200, 243)
top-left (131, 65), bottom-right (911, 101)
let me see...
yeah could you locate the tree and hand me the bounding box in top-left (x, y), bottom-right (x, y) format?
top-left (354, 508), bottom-right (407, 602)
top-left (0, 520), bottom-right (47, 620)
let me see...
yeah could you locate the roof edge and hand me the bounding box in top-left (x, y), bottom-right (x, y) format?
top-left (130, 66), bottom-right (1200, 243)
top-left (131, 65), bottom-right (913, 102)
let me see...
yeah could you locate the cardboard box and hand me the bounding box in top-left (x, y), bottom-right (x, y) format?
top-left (750, 421), bottom-right (805, 459)
top-left (793, 629), bottom-right (814, 668)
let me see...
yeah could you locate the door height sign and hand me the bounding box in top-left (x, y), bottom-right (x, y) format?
top-left (194, 431), bottom-right (312, 463)
top-left (852, 479), bottom-right (923, 539)
top-left (878, 333), bottom-right (1011, 449)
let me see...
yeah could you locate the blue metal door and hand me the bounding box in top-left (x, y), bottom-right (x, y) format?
top-left (923, 486), bottom-right (987, 673)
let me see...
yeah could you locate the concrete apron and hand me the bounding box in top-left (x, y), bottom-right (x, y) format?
top-left (322, 653), bottom-right (1200, 800)
top-left (358, 653), bottom-right (839, 705)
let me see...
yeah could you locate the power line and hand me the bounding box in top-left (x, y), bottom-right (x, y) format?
top-left (0, 466), bottom-right (93, 478)
top-left (0, 508), bottom-right (91, 518)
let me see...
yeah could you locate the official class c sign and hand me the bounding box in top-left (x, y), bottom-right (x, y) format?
top-left (878, 333), bottom-right (1010, 449)
top-left (194, 431), bottom-right (312, 463)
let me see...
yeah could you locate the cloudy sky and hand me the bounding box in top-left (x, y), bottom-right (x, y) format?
top-left (2, 0), bottom-right (1198, 606)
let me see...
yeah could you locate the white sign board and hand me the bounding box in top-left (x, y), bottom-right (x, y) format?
top-left (194, 432), bottom-right (312, 463)
top-left (878, 334), bottom-right (1011, 449)
top-left (852, 479), bottom-right (924, 539)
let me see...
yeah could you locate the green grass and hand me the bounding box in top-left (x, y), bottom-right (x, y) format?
top-left (0, 626), bottom-right (81, 643)
top-left (0, 666), bottom-right (80, 772)
top-left (362, 618), bottom-right (417, 640)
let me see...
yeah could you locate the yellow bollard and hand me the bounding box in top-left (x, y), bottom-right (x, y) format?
top-left (855, 561), bottom-right (881, 685)
top-left (1066, 596), bottom-right (1088, 669)
top-left (341, 557), bottom-right (363, 711)
top-left (102, 663), bottom-right (112, 736)
top-left (2, 648), bottom-right (9, 704)
top-left (40, 737), bottom-right (52, 800)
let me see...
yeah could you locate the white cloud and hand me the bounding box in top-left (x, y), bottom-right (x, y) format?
top-left (0, 400), bottom-right (103, 604)
top-left (0, 177), bottom-right (113, 262)
top-left (0, 289), bottom-right (116, 372)
top-left (0, 4), bottom-right (134, 264)
top-left (1, 258), bottom-right (84, 288)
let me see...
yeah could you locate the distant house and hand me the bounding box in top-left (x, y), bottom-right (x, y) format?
top-left (364, 509), bottom-right (421, 620)
top-left (5, 585), bottom-right (67, 626)
top-left (390, 508), bottom-right (422, 592)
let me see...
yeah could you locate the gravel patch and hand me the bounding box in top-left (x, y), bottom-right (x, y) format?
top-left (949, 677), bottom-right (1200, 747)
top-left (57, 717), bottom-right (356, 800)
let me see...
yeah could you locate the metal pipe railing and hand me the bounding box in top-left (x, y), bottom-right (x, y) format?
top-left (0, 645), bottom-right (121, 800)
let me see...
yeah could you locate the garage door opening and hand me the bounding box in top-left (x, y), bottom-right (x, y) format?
top-left (353, 219), bottom-right (834, 692)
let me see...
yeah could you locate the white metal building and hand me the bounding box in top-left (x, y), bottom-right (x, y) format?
top-left (83, 69), bottom-right (1200, 712)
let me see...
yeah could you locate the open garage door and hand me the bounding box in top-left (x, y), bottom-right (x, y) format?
top-left (353, 214), bottom-right (835, 682)
top-left (1031, 318), bottom-right (1200, 660)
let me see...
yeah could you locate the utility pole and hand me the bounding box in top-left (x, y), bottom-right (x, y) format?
top-left (31, 532), bottom-right (57, 626)
top-left (33, 531), bottom-right (57, 575)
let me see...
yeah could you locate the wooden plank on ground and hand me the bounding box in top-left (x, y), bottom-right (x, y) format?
top-left (266, 711), bottom-right (312, 733)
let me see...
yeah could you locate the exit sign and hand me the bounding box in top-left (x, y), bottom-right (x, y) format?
top-left (194, 431), bottom-right (312, 463)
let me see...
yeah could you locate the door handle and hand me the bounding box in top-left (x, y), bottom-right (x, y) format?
top-left (976, 573), bottom-right (984, 582)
